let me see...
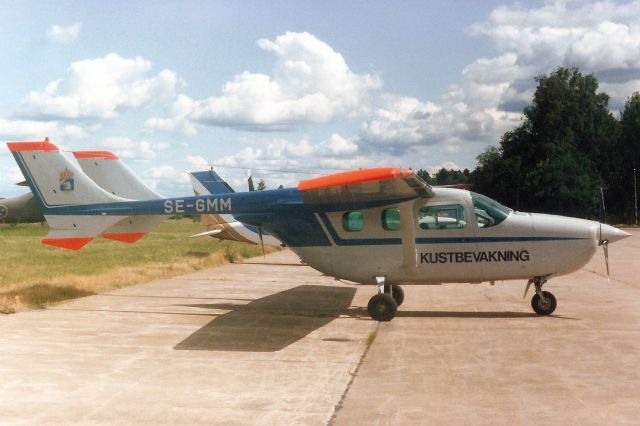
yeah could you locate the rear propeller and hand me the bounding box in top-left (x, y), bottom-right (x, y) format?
top-left (247, 170), bottom-right (265, 259)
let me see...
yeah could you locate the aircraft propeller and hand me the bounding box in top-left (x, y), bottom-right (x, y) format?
top-left (599, 187), bottom-right (610, 281)
top-left (247, 170), bottom-right (265, 258)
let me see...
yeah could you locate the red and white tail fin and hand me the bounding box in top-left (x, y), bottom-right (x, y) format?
top-left (8, 139), bottom-right (131, 249)
top-left (9, 139), bottom-right (124, 207)
top-left (73, 150), bottom-right (166, 243)
top-left (73, 150), bottom-right (160, 199)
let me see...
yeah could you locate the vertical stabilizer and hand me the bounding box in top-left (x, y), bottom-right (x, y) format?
top-left (7, 139), bottom-right (130, 249)
top-left (73, 150), bottom-right (166, 243)
top-left (8, 139), bottom-right (125, 209)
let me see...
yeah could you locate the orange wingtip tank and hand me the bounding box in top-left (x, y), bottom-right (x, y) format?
top-left (298, 167), bottom-right (413, 191)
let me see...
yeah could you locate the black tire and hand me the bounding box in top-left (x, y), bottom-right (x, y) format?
top-left (531, 291), bottom-right (557, 315)
top-left (367, 293), bottom-right (398, 321)
top-left (384, 284), bottom-right (405, 307)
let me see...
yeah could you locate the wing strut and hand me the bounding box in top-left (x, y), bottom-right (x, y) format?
top-left (399, 200), bottom-right (417, 274)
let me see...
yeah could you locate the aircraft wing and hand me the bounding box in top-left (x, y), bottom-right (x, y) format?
top-left (297, 167), bottom-right (433, 206)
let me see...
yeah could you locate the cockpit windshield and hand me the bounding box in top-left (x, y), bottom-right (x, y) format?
top-left (470, 192), bottom-right (511, 228)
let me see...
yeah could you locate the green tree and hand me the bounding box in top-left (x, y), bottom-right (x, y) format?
top-left (617, 92), bottom-right (640, 222)
top-left (472, 144), bottom-right (522, 209)
top-left (417, 168), bottom-right (469, 186)
top-left (416, 169), bottom-right (435, 185)
top-left (479, 68), bottom-right (619, 218)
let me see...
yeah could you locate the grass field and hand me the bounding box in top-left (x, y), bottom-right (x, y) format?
top-left (0, 218), bottom-right (273, 312)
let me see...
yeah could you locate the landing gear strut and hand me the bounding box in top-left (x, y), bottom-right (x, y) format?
top-left (528, 277), bottom-right (557, 315)
top-left (384, 284), bottom-right (404, 307)
top-left (367, 277), bottom-right (404, 321)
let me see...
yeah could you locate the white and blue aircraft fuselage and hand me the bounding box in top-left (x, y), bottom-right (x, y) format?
top-left (8, 139), bottom-right (630, 321)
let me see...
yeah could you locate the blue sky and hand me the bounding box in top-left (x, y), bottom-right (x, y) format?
top-left (1, 0), bottom-right (640, 196)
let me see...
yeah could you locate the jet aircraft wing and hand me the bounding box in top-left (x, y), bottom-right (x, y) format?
top-left (297, 167), bottom-right (433, 206)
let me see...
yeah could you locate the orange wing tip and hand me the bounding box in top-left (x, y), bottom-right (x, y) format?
top-left (7, 138), bottom-right (59, 153)
top-left (298, 167), bottom-right (413, 191)
top-left (42, 237), bottom-right (93, 250)
top-left (73, 150), bottom-right (119, 160)
top-left (102, 233), bottom-right (146, 243)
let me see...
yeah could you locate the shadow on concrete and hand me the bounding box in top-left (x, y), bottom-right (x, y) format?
top-left (395, 310), bottom-right (579, 319)
top-left (346, 307), bottom-right (578, 320)
top-left (174, 285), bottom-right (356, 352)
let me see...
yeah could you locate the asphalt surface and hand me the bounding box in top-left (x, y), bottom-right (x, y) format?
top-left (1, 231), bottom-right (638, 425)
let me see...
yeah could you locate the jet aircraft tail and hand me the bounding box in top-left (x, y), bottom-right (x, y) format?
top-left (8, 139), bottom-right (134, 249)
top-left (73, 150), bottom-right (166, 243)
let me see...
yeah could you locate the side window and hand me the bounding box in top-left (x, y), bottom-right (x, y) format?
top-left (475, 211), bottom-right (493, 228)
top-left (342, 211), bottom-right (363, 232)
top-left (381, 207), bottom-right (401, 231)
top-left (471, 192), bottom-right (510, 228)
top-left (418, 204), bottom-right (466, 230)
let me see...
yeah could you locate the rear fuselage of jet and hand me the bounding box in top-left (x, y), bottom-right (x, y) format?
top-left (0, 193), bottom-right (44, 224)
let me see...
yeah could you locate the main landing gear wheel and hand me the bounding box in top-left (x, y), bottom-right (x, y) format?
top-left (531, 291), bottom-right (557, 315)
top-left (367, 293), bottom-right (398, 322)
top-left (384, 284), bottom-right (405, 307)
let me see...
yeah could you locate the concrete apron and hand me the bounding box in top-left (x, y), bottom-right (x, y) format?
top-left (0, 250), bottom-right (375, 425)
top-left (2, 231), bottom-right (640, 425)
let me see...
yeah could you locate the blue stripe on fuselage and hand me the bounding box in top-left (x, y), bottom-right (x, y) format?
top-left (317, 212), bottom-right (588, 246)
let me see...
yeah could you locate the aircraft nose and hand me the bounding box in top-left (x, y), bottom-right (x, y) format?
top-left (600, 224), bottom-right (631, 244)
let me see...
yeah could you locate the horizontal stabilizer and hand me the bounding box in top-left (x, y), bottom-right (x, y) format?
top-left (43, 215), bottom-right (128, 250)
top-left (189, 229), bottom-right (223, 238)
top-left (101, 215), bottom-right (167, 243)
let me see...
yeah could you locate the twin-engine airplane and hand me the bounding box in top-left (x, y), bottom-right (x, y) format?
top-left (8, 139), bottom-right (631, 321)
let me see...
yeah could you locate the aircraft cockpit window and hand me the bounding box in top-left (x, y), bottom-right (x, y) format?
top-left (418, 204), bottom-right (466, 230)
top-left (471, 192), bottom-right (510, 228)
top-left (382, 207), bottom-right (401, 231)
top-left (342, 211), bottom-right (364, 232)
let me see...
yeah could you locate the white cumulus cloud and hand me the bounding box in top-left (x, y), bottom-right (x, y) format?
top-left (148, 32), bottom-right (381, 134)
top-left (21, 53), bottom-right (178, 120)
top-left (358, 0), bottom-right (640, 154)
top-left (0, 119), bottom-right (89, 140)
top-left (47, 23), bottom-right (81, 45)
top-left (101, 137), bottom-right (170, 161)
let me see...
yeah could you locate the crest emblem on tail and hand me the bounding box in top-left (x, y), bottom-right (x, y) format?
top-left (59, 168), bottom-right (75, 192)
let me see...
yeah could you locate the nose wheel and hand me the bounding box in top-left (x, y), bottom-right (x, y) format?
top-left (531, 291), bottom-right (556, 315)
top-left (527, 277), bottom-right (557, 315)
top-left (367, 277), bottom-right (403, 321)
